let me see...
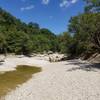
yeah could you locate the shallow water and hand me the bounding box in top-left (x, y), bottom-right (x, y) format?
top-left (0, 65), bottom-right (41, 98)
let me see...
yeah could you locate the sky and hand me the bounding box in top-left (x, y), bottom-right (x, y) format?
top-left (0, 0), bottom-right (85, 34)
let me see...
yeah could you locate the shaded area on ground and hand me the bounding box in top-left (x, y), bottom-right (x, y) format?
top-left (0, 65), bottom-right (41, 99)
top-left (66, 59), bottom-right (100, 72)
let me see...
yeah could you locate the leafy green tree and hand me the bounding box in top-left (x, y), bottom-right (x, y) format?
top-left (6, 31), bottom-right (33, 55)
top-left (68, 13), bottom-right (100, 56)
top-left (28, 22), bottom-right (40, 29)
top-left (57, 32), bottom-right (72, 53)
top-left (0, 33), bottom-right (7, 56)
top-left (84, 0), bottom-right (100, 13)
top-left (0, 7), bottom-right (59, 55)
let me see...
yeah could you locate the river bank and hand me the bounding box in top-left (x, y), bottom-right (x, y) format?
top-left (0, 55), bottom-right (100, 100)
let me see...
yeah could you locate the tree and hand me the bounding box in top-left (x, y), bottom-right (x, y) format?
top-left (0, 33), bottom-right (7, 56)
top-left (6, 31), bottom-right (33, 55)
top-left (0, 7), bottom-right (59, 55)
top-left (57, 32), bottom-right (72, 53)
top-left (84, 0), bottom-right (100, 13)
top-left (68, 13), bottom-right (100, 56)
top-left (28, 22), bottom-right (40, 29)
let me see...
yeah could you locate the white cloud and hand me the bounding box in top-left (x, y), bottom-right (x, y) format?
top-left (20, 0), bottom-right (78, 9)
top-left (71, 0), bottom-right (78, 4)
top-left (21, 5), bottom-right (35, 11)
top-left (42, 0), bottom-right (50, 5)
top-left (60, 0), bottom-right (69, 8)
top-left (60, 0), bottom-right (78, 8)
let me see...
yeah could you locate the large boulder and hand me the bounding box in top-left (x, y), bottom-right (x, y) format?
top-left (49, 53), bottom-right (65, 62)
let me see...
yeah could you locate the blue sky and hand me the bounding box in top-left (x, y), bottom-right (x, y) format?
top-left (0, 0), bottom-right (85, 34)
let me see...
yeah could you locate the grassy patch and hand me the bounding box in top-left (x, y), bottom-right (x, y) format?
top-left (0, 65), bottom-right (41, 98)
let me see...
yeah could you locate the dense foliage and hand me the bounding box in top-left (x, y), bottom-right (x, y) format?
top-left (67, 0), bottom-right (100, 58)
top-left (0, 8), bottom-right (58, 55)
top-left (84, 0), bottom-right (100, 13)
top-left (57, 32), bottom-right (72, 54)
top-left (0, 0), bottom-right (99, 59)
top-left (57, 0), bottom-right (100, 58)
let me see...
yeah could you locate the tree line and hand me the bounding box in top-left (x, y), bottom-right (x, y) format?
top-left (0, 0), bottom-right (100, 59)
top-left (58, 0), bottom-right (100, 59)
top-left (0, 8), bottom-right (58, 56)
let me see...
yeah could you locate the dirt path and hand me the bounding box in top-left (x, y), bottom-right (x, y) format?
top-left (3, 60), bottom-right (100, 100)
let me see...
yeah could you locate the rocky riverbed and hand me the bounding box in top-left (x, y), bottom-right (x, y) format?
top-left (0, 55), bottom-right (100, 100)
